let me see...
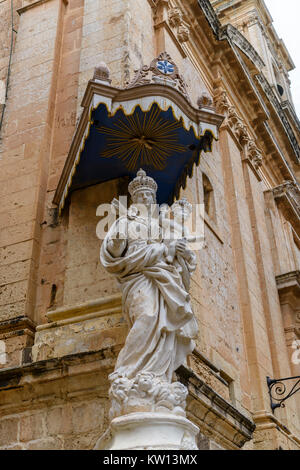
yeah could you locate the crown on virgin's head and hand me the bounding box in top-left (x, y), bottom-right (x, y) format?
top-left (128, 169), bottom-right (158, 197)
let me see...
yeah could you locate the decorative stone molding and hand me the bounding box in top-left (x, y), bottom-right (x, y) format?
top-left (31, 294), bottom-right (124, 362)
top-left (177, 22), bottom-right (190, 43)
top-left (108, 372), bottom-right (188, 420)
top-left (247, 140), bottom-right (263, 170)
top-left (126, 51), bottom-right (190, 102)
top-left (213, 88), bottom-right (230, 113)
top-left (276, 271), bottom-right (300, 340)
top-left (263, 122), bottom-right (296, 181)
top-left (276, 271), bottom-right (300, 292)
top-left (224, 24), bottom-right (265, 71)
top-left (0, 316), bottom-right (36, 368)
top-left (197, 91), bottom-right (215, 112)
top-left (236, 10), bottom-right (266, 32)
top-left (272, 181), bottom-right (300, 231)
top-left (264, 35), bottom-right (282, 72)
top-left (168, 6), bottom-right (190, 43)
top-left (246, 13), bottom-right (261, 28)
top-left (214, 87), bottom-right (263, 173)
top-left (177, 365), bottom-right (256, 449)
top-left (197, 0), bottom-right (221, 37)
top-left (256, 74), bottom-right (300, 164)
top-left (147, 0), bottom-right (159, 8)
top-left (198, 0), bottom-right (265, 72)
top-left (281, 100), bottom-right (300, 131)
top-left (227, 106), bottom-right (249, 146)
top-left (93, 62), bottom-right (112, 85)
top-left (168, 7), bottom-right (182, 27)
top-left (0, 316), bottom-right (36, 338)
top-left (17, 0), bottom-right (68, 15)
top-left (273, 181), bottom-right (300, 207)
top-left (95, 412), bottom-right (199, 450)
top-left (214, 89), bottom-right (247, 146)
top-left (198, 0), bottom-right (300, 164)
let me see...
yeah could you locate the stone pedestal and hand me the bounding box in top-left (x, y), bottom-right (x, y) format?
top-left (94, 413), bottom-right (199, 450)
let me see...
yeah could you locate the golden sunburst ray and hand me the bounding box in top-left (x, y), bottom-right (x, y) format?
top-left (96, 105), bottom-right (188, 170)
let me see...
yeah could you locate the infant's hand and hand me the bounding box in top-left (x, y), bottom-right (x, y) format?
top-left (176, 239), bottom-right (187, 255)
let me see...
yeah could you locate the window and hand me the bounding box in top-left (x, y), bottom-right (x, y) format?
top-left (273, 64), bottom-right (285, 99)
top-left (202, 173), bottom-right (216, 221)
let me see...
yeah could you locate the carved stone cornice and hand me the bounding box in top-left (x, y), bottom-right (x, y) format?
top-left (245, 12), bottom-right (264, 29)
top-left (256, 74), bottom-right (300, 164)
top-left (197, 0), bottom-right (221, 37)
top-left (198, 1), bottom-right (265, 73)
top-left (233, 9), bottom-right (266, 35)
top-left (17, 0), bottom-right (67, 14)
top-left (276, 271), bottom-right (300, 339)
top-left (195, 1), bottom-right (300, 167)
top-left (272, 181), bottom-right (300, 232)
top-left (0, 316), bottom-right (36, 340)
top-left (276, 271), bottom-right (300, 295)
top-left (281, 100), bottom-right (300, 132)
top-left (177, 365), bottom-right (256, 449)
top-left (224, 24), bottom-right (265, 71)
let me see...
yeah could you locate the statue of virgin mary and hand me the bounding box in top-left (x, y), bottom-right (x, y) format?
top-left (100, 169), bottom-right (198, 417)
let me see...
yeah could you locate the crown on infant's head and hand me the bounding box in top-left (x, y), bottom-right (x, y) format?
top-left (171, 197), bottom-right (192, 215)
top-left (128, 169), bottom-right (158, 198)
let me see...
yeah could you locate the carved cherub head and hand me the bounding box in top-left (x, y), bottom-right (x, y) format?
top-left (134, 372), bottom-right (155, 393)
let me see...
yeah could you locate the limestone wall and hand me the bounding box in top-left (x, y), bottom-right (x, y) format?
top-left (0, 0), bottom-right (299, 450)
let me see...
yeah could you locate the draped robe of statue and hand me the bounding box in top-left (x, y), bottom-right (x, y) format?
top-left (100, 209), bottom-right (198, 383)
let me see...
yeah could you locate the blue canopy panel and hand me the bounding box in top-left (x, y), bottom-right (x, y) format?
top-left (70, 102), bottom-right (215, 205)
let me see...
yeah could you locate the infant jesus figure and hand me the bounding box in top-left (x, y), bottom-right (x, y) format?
top-left (160, 198), bottom-right (197, 292)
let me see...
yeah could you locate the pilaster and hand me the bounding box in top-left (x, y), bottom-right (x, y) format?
top-left (0, 0), bottom-right (67, 368)
top-left (214, 86), bottom-right (275, 416)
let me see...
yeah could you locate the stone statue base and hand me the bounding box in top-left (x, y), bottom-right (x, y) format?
top-left (94, 412), bottom-right (199, 450)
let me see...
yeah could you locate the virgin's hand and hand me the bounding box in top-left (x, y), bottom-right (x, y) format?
top-left (107, 238), bottom-right (127, 257)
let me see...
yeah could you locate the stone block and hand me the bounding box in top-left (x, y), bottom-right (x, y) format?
top-left (20, 412), bottom-right (45, 442)
top-left (0, 418), bottom-right (18, 447)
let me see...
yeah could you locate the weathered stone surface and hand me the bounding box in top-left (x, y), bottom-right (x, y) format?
top-left (0, 0), bottom-right (299, 451)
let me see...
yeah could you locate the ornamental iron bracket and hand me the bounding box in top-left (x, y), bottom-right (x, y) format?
top-left (267, 376), bottom-right (300, 412)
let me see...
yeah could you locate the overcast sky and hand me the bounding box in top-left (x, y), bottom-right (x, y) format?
top-left (264, 0), bottom-right (300, 117)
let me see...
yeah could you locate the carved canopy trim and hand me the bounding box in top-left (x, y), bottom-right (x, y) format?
top-left (256, 74), bottom-right (300, 164)
top-left (54, 73), bottom-right (223, 213)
